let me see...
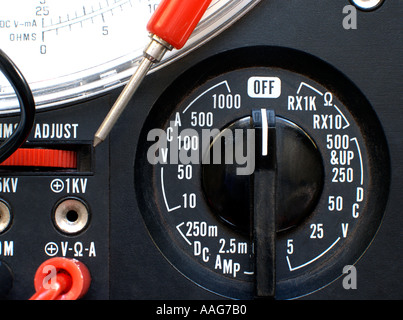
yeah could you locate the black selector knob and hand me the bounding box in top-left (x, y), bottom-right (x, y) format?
top-left (202, 112), bottom-right (324, 235)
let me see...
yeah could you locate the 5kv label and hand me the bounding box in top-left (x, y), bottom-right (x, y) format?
top-left (0, 178), bottom-right (18, 193)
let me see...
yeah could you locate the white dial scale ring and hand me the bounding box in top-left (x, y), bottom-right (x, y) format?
top-left (134, 47), bottom-right (390, 299)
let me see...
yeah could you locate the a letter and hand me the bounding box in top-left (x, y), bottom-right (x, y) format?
top-left (342, 265), bottom-right (357, 289)
top-left (343, 5), bottom-right (357, 30)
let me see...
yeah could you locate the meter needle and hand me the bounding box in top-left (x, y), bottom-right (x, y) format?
top-left (93, 0), bottom-right (213, 147)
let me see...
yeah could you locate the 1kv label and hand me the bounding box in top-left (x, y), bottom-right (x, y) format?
top-left (50, 178), bottom-right (87, 194)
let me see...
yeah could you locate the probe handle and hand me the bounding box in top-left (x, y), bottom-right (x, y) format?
top-left (94, 0), bottom-right (213, 147)
top-left (147, 0), bottom-right (213, 49)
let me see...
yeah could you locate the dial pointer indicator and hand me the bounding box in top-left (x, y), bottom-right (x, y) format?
top-left (251, 109), bottom-right (277, 298)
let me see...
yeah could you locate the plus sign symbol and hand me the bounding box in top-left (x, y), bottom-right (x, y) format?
top-left (50, 179), bottom-right (64, 193)
top-left (44, 242), bottom-right (59, 256)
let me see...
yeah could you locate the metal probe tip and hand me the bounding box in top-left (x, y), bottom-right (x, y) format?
top-left (93, 35), bottom-right (171, 147)
top-left (93, 136), bottom-right (103, 148)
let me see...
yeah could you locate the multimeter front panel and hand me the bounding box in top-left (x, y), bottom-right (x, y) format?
top-left (0, 1), bottom-right (401, 300)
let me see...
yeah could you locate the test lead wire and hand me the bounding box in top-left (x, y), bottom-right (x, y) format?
top-left (93, 0), bottom-right (213, 147)
top-left (0, 49), bottom-right (35, 162)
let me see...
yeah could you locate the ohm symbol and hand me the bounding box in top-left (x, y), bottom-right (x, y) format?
top-left (324, 92), bottom-right (333, 107)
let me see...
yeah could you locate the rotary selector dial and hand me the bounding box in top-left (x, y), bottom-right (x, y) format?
top-left (202, 114), bottom-right (324, 234)
top-left (135, 48), bottom-right (390, 299)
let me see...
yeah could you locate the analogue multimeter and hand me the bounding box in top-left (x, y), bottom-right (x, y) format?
top-left (0, 0), bottom-right (402, 301)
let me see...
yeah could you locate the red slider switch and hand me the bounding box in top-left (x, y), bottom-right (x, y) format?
top-left (0, 148), bottom-right (77, 168)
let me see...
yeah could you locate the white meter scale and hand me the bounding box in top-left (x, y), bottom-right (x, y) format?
top-left (0, 0), bottom-right (260, 112)
top-left (134, 47), bottom-right (390, 299)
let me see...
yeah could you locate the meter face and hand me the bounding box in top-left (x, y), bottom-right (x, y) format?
top-left (0, 0), bottom-right (259, 112)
